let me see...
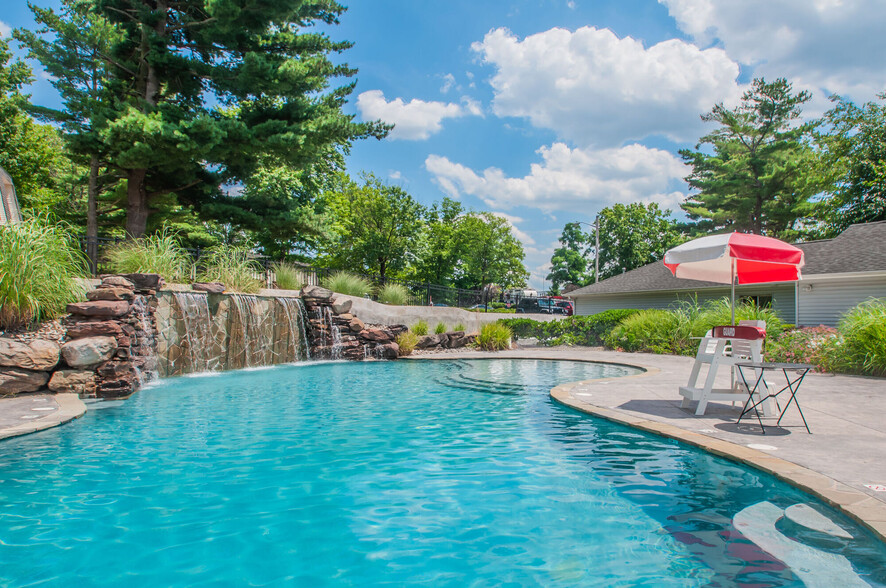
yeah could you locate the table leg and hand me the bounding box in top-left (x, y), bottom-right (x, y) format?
top-left (775, 368), bottom-right (811, 434)
top-left (737, 366), bottom-right (768, 434)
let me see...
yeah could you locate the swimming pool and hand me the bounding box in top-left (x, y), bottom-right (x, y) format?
top-left (1, 359), bottom-right (884, 586)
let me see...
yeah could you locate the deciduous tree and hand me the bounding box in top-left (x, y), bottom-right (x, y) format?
top-left (454, 212), bottom-right (528, 289)
top-left (546, 222), bottom-right (590, 294)
top-left (596, 203), bottom-right (682, 280)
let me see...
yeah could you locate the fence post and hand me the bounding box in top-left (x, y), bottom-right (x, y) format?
top-left (426, 282), bottom-right (431, 306)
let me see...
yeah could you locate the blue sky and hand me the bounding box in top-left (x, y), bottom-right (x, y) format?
top-left (4, 0), bottom-right (886, 289)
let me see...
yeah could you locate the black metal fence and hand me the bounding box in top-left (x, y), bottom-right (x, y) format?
top-left (78, 236), bottom-right (488, 308)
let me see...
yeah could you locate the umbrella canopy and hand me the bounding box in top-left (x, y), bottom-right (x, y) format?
top-left (664, 232), bottom-right (805, 284)
top-left (663, 232), bottom-right (805, 323)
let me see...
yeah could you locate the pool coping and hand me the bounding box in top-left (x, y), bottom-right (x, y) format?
top-left (0, 394), bottom-right (87, 441)
top-left (412, 353), bottom-right (886, 543)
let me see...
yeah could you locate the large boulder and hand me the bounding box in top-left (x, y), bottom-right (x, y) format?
top-left (331, 298), bottom-right (352, 314)
top-left (377, 342), bottom-right (399, 359)
top-left (86, 287), bottom-right (133, 301)
top-left (0, 368), bottom-right (50, 394)
top-left (66, 301), bottom-right (130, 318)
top-left (192, 282), bottom-right (225, 294)
top-left (120, 273), bottom-right (164, 291)
top-left (348, 317), bottom-right (366, 333)
top-left (65, 321), bottom-right (124, 339)
top-left (0, 338), bottom-right (60, 371)
top-left (360, 328), bottom-right (393, 342)
top-left (61, 336), bottom-right (118, 368)
top-left (48, 370), bottom-right (96, 395)
top-left (416, 334), bottom-right (447, 349)
top-left (301, 285), bottom-right (333, 300)
top-left (99, 276), bottom-right (135, 289)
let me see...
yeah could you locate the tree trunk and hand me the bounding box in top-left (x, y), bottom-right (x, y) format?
top-left (125, 168), bottom-right (149, 238)
top-left (86, 156), bottom-right (99, 273)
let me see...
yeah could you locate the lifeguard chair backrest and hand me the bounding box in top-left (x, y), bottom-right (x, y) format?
top-left (711, 325), bottom-right (765, 340)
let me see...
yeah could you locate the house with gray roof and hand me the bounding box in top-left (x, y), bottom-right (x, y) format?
top-left (566, 221), bottom-right (886, 327)
top-left (0, 166), bottom-right (22, 224)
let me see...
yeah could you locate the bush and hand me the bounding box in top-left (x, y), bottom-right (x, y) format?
top-left (453, 323), bottom-right (465, 332)
top-left (604, 309), bottom-right (685, 354)
top-left (498, 308), bottom-right (640, 347)
top-left (106, 229), bottom-right (191, 282)
top-left (199, 245), bottom-right (262, 293)
top-left (396, 331), bottom-right (419, 356)
top-left (0, 217), bottom-right (87, 329)
top-left (839, 299), bottom-right (886, 376)
top-left (411, 320), bottom-right (429, 336)
top-left (434, 322), bottom-right (447, 334)
top-left (322, 271), bottom-right (372, 297)
top-left (475, 322), bottom-right (513, 351)
top-left (378, 283), bottom-right (410, 305)
top-left (767, 326), bottom-right (843, 373)
top-left (271, 262), bottom-right (302, 291)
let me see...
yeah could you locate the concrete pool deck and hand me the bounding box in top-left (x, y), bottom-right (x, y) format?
top-left (416, 347), bottom-right (886, 540)
top-left (0, 393), bottom-right (86, 441)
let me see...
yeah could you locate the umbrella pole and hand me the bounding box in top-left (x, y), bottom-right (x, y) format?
top-left (731, 258), bottom-right (736, 326)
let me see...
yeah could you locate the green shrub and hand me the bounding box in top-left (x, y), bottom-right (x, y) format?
top-left (199, 245), bottom-right (262, 294)
top-left (411, 320), bottom-right (429, 336)
top-left (106, 229), bottom-right (191, 282)
top-left (475, 322), bottom-right (513, 351)
top-left (271, 262), bottom-right (302, 291)
top-left (839, 299), bottom-right (886, 376)
top-left (497, 308), bottom-right (640, 347)
top-left (767, 326), bottom-right (843, 373)
top-left (378, 283), bottom-right (410, 305)
top-left (396, 331), bottom-right (419, 356)
top-left (322, 271), bottom-right (372, 297)
top-left (434, 322), bottom-right (447, 334)
top-left (490, 301), bottom-right (506, 309)
top-left (0, 217), bottom-right (87, 329)
top-left (453, 323), bottom-right (466, 332)
top-left (605, 309), bottom-right (683, 354)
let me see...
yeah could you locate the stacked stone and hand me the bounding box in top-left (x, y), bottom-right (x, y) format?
top-left (300, 285), bottom-right (405, 360)
top-left (58, 274), bottom-right (162, 399)
top-left (0, 337), bottom-right (62, 395)
top-left (415, 331), bottom-right (476, 351)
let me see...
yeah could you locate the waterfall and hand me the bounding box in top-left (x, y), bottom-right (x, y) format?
top-left (324, 305), bottom-right (343, 360)
top-left (172, 292), bottom-right (215, 374)
top-left (157, 292), bottom-right (312, 377)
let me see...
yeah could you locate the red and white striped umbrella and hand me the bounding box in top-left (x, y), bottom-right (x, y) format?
top-left (663, 232), bottom-right (805, 323)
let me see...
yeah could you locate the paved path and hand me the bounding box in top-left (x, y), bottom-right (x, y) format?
top-left (417, 346), bottom-right (886, 539)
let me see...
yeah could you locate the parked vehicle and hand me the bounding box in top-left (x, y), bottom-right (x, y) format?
top-left (515, 297), bottom-right (568, 315)
top-left (555, 300), bottom-right (574, 316)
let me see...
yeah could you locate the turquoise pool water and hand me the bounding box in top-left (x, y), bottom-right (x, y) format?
top-left (1, 359), bottom-right (884, 586)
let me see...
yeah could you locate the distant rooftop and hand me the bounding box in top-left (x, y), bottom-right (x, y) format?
top-left (0, 166), bottom-right (22, 225)
top-left (568, 221), bottom-right (886, 298)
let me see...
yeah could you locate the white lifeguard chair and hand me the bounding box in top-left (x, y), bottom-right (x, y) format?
top-left (679, 323), bottom-right (772, 416)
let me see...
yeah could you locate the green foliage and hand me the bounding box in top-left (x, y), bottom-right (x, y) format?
top-left (106, 230), bottom-right (191, 281)
top-left (499, 309), bottom-right (640, 347)
top-left (604, 298), bottom-right (785, 355)
top-left (321, 271), bottom-right (372, 297)
top-left (680, 78), bottom-right (821, 236)
top-left (839, 299), bottom-right (886, 376)
top-left (396, 331), bottom-right (419, 356)
top-left (377, 283), bottom-right (410, 306)
top-left (408, 197), bottom-right (464, 285)
top-left (198, 245), bottom-right (262, 294)
top-left (271, 262), bottom-right (302, 291)
top-left (434, 322), bottom-right (447, 334)
top-left (767, 326), bottom-right (842, 373)
top-left (547, 222), bottom-right (590, 291)
top-left (596, 203), bottom-right (684, 280)
top-left (411, 320), bottom-right (429, 336)
top-left (815, 95), bottom-right (886, 235)
top-left (453, 323), bottom-right (465, 332)
top-left (0, 216), bottom-right (87, 329)
top-left (319, 174), bottom-right (424, 280)
top-left (453, 212), bottom-right (528, 289)
top-left (475, 323), bottom-right (513, 351)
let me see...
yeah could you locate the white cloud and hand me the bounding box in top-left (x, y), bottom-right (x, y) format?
top-left (426, 142), bottom-right (688, 213)
top-left (659, 0), bottom-right (886, 100)
top-left (490, 212), bottom-right (535, 245)
top-left (472, 26), bottom-right (742, 146)
top-left (440, 73), bottom-right (456, 94)
top-left (389, 171), bottom-right (402, 180)
top-left (461, 96), bottom-right (484, 117)
top-left (0, 21), bottom-right (11, 38)
top-left (357, 90), bottom-right (474, 140)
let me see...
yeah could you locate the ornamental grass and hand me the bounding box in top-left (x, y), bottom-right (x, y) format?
top-left (271, 261), bottom-right (303, 291)
top-left (106, 229), bottom-right (191, 282)
top-left (396, 331), bottom-right (419, 356)
top-left (377, 283), bottom-right (410, 305)
top-left (839, 299), bottom-right (886, 376)
top-left (0, 217), bottom-right (87, 330)
top-left (475, 322), bottom-right (513, 351)
top-left (434, 322), bottom-right (447, 334)
top-left (411, 320), bottom-right (429, 336)
top-left (198, 245), bottom-right (262, 294)
top-left (322, 271), bottom-right (372, 297)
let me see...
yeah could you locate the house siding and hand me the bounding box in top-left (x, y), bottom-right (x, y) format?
top-left (798, 276), bottom-right (886, 327)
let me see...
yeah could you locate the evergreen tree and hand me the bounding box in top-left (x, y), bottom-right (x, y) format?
top-left (680, 78), bottom-right (819, 236)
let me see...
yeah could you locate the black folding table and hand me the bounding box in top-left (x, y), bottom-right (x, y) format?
top-left (735, 361), bottom-right (814, 434)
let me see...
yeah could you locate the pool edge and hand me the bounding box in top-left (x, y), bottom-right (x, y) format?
top-left (549, 377), bottom-right (886, 544)
top-left (0, 394), bottom-right (87, 442)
